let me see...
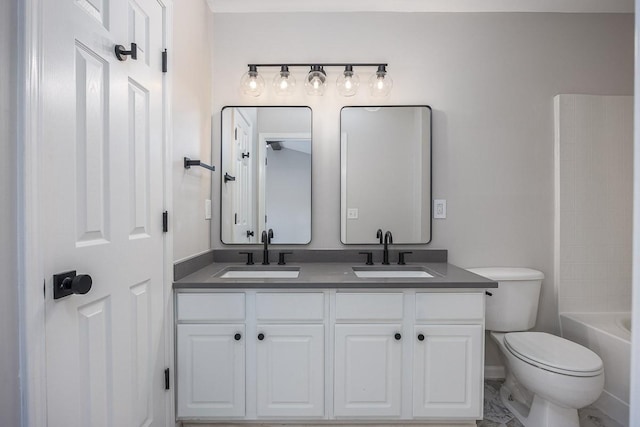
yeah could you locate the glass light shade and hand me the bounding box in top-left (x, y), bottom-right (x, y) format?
top-left (369, 65), bottom-right (393, 98)
top-left (240, 66), bottom-right (265, 97)
top-left (336, 66), bottom-right (359, 97)
top-left (273, 66), bottom-right (296, 96)
top-left (304, 66), bottom-right (327, 96)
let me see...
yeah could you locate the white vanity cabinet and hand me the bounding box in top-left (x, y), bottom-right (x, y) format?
top-left (255, 293), bottom-right (325, 418)
top-left (175, 288), bottom-right (485, 422)
top-left (412, 292), bottom-right (485, 419)
top-left (334, 293), bottom-right (404, 417)
top-left (176, 293), bottom-right (247, 418)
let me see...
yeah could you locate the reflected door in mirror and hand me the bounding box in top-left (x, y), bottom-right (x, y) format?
top-left (221, 107), bottom-right (312, 244)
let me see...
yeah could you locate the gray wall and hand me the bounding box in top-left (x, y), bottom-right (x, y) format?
top-left (172, 0), bottom-right (214, 261)
top-left (266, 148), bottom-right (312, 243)
top-left (211, 13), bottom-right (633, 342)
top-left (0, 0), bottom-right (21, 425)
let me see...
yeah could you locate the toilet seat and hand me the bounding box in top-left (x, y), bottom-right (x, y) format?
top-left (504, 332), bottom-right (603, 377)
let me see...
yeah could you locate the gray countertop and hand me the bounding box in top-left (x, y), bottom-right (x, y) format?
top-left (173, 261), bottom-right (498, 289)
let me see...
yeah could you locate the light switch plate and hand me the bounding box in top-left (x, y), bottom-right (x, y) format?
top-left (347, 208), bottom-right (359, 219)
top-left (205, 199), bottom-right (212, 220)
top-left (434, 199), bottom-right (446, 219)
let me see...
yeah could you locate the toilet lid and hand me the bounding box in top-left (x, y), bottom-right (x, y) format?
top-left (504, 332), bottom-right (603, 377)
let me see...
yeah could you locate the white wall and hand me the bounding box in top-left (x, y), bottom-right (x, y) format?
top-left (211, 13), bottom-right (633, 339)
top-left (172, 0), bottom-right (214, 261)
top-left (555, 95), bottom-right (633, 313)
top-left (0, 0), bottom-right (21, 425)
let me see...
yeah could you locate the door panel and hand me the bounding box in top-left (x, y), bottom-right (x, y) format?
top-left (177, 324), bottom-right (246, 418)
top-left (413, 325), bottom-right (483, 418)
top-left (256, 324), bottom-right (324, 417)
top-left (334, 324), bottom-right (402, 417)
top-left (42, 0), bottom-right (166, 425)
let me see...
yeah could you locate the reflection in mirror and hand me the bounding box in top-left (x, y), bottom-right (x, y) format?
top-left (221, 107), bottom-right (312, 244)
top-left (340, 106), bottom-right (431, 244)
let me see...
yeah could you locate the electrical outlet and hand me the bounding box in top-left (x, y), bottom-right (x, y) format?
top-left (347, 208), bottom-right (359, 219)
top-left (205, 199), bottom-right (212, 220)
top-left (434, 199), bottom-right (446, 219)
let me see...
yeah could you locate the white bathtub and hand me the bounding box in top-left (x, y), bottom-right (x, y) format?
top-left (560, 312), bottom-right (631, 427)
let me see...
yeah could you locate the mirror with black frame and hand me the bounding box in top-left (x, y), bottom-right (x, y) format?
top-left (340, 106), bottom-right (432, 244)
top-left (220, 106), bottom-right (312, 244)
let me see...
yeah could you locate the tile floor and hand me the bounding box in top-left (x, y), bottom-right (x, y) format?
top-left (478, 380), bottom-right (624, 427)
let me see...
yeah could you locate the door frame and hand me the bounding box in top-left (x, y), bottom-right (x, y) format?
top-left (18, 1), bottom-right (175, 425)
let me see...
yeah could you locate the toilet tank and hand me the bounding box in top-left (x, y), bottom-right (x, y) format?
top-left (467, 267), bottom-right (544, 332)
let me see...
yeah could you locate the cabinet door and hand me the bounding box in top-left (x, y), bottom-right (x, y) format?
top-left (256, 324), bottom-right (325, 417)
top-left (177, 324), bottom-right (245, 418)
top-left (413, 324), bottom-right (483, 418)
top-left (334, 324), bottom-right (403, 417)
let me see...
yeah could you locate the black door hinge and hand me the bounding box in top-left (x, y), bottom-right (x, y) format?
top-left (234, 128), bottom-right (237, 140)
top-left (162, 49), bottom-right (167, 73)
top-left (162, 211), bottom-right (168, 232)
top-left (164, 368), bottom-right (170, 390)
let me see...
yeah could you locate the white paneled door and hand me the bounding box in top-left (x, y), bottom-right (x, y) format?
top-left (41, 0), bottom-right (167, 426)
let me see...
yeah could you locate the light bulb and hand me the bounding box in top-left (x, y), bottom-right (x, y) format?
top-left (336, 65), bottom-right (360, 97)
top-left (369, 64), bottom-right (393, 98)
top-left (273, 65), bottom-right (296, 96)
top-left (304, 65), bottom-right (327, 96)
top-left (240, 65), bottom-right (264, 97)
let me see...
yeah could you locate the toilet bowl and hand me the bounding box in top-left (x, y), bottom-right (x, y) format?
top-left (466, 267), bottom-right (605, 427)
top-left (492, 331), bottom-right (604, 427)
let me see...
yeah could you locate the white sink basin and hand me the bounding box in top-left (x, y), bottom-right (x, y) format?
top-left (219, 268), bottom-right (300, 279)
top-left (352, 269), bottom-right (433, 279)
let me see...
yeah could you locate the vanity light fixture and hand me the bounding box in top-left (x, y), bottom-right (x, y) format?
top-left (273, 65), bottom-right (296, 96)
top-left (240, 65), bottom-right (265, 97)
top-left (369, 64), bottom-right (393, 98)
top-left (304, 65), bottom-right (327, 96)
top-left (240, 63), bottom-right (390, 97)
top-left (336, 65), bottom-right (360, 97)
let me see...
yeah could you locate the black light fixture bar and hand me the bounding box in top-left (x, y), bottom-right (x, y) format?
top-left (248, 63), bottom-right (388, 68)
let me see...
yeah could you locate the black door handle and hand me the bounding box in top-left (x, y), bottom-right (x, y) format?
top-left (53, 270), bottom-right (93, 299)
top-left (224, 173), bottom-right (236, 183)
top-left (114, 43), bottom-right (137, 61)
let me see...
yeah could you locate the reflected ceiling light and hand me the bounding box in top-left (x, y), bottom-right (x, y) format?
top-left (304, 65), bottom-right (327, 96)
top-left (336, 65), bottom-right (359, 97)
top-left (369, 65), bottom-right (393, 98)
top-left (240, 65), bottom-right (265, 97)
top-left (273, 65), bottom-right (296, 96)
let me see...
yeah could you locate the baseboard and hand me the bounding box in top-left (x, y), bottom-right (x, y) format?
top-left (593, 390), bottom-right (629, 427)
top-left (484, 365), bottom-right (505, 379)
top-left (182, 424), bottom-right (475, 427)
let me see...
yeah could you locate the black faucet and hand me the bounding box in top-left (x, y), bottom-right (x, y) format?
top-left (376, 229), bottom-right (383, 244)
top-left (261, 228), bottom-right (274, 265)
top-left (383, 231), bottom-right (393, 265)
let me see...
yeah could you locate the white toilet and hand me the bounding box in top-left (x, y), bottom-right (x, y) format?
top-left (468, 267), bottom-right (604, 427)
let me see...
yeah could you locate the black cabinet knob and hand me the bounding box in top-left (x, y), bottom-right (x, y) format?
top-left (417, 334), bottom-right (425, 341)
top-left (258, 333), bottom-right (265, 341)
top-left (394, 333), bottom-right (402, 340)
top-left (234, 333), bottom-right (242, 341)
